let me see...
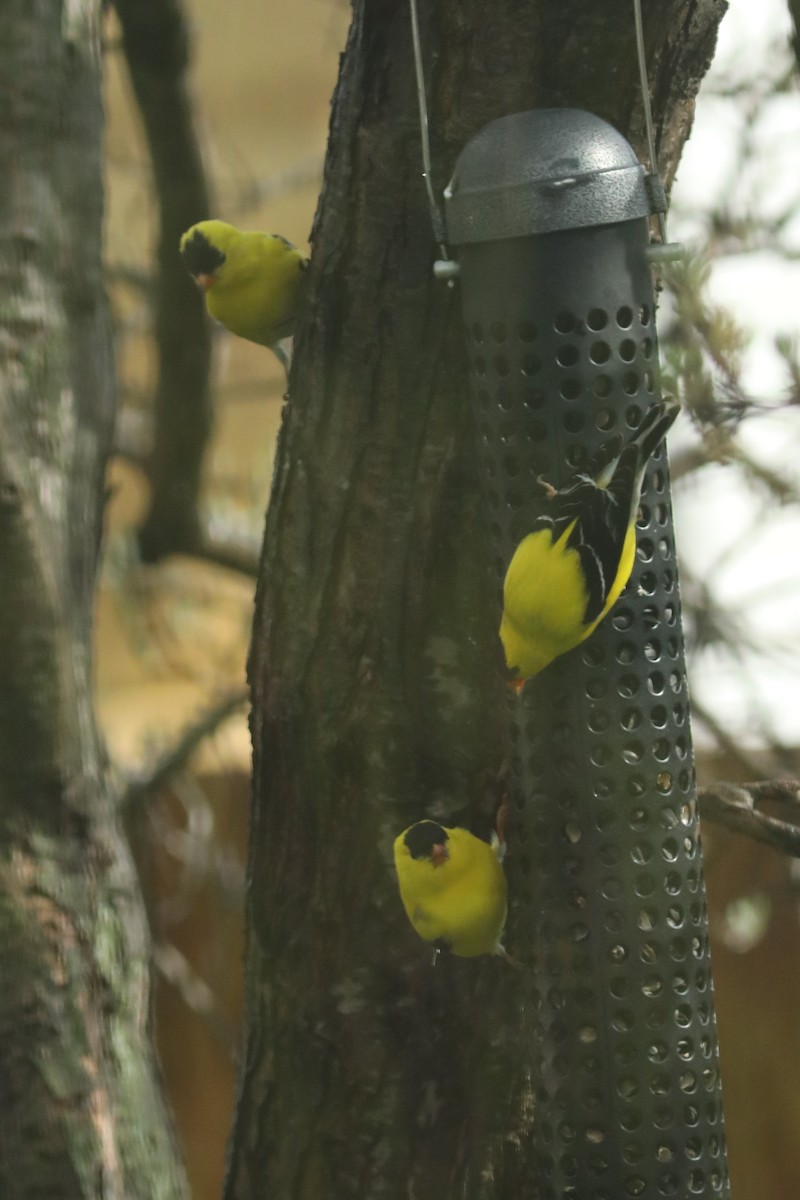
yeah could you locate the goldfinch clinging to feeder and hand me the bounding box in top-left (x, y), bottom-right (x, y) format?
top-left (501, 398), bottom-right (680, 685)
top-left (179, 219), bottom-right (308, 368)
top-left (393, 820), bottom-right (509, 961)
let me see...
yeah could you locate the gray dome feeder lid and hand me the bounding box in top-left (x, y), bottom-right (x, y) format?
top-left (444, 108), bottom-right (652, 244)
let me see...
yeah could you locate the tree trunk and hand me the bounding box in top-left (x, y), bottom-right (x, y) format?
top-left (0, 3), bottom-right (188, 1197)
top-left (230, 2), bottom-right (727, 1198)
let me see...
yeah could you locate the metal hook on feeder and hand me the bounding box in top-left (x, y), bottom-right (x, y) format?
top-left (632, 0), bottom-right (685, 263)
top-left (433, 258), bottom-right (461, 281)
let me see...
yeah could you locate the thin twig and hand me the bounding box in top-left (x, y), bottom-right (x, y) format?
top-left (786, 0), bottom-right (800, 81)
top-left (105, 263), bottom-right (155, 293)
top-left (699, 778), bottom-right (800, 856)
top-left (230, 154), bottom-right (324, 219)
top-left (193, 539), bottom-right (260, 579)
top-left (122, 688), bottom-right (249, 809)
top-left (153, 941), bottom-right (238, 1051)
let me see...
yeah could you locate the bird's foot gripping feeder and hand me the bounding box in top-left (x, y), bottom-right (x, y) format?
top-left (446, 109), bottom-right (730, 1199)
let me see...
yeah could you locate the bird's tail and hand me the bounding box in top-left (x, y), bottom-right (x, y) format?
top-left (600, 398), bottom-right (680, 508)
top-left (630, 397), bottom-right (681, 466)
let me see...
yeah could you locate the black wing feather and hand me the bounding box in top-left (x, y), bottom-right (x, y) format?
top-left (562, 479), bottom-right (628, 623)
top-left (528, 401), bottom-right (679, 624)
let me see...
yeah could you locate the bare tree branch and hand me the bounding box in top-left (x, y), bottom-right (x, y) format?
top-left (230, 154), bottom-right (324, 219)
top-left (192, 538), bottom-right (260, 579)
top-left (123, 688), bottom-right (249, 809)
top-left (699, 778), bottom-right (800, 855)
top-left (153, 941), bottom-right (237, 1050)
top-left (788, 0), bottom-right (800, 73)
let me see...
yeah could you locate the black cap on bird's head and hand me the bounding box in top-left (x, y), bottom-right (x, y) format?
top-left (180, 228), bottom-right (226, 279)
top-left (404, 821), bottom-right (449, 862)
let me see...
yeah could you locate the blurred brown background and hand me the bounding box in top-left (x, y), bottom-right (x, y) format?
top-left (98, 3), bottom-right (800, 1197)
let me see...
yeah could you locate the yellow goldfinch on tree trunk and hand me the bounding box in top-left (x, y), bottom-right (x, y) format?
top-left (394, 820), bottom-right (509, 961)
top-left (180, 219), bottom-right (308, 368)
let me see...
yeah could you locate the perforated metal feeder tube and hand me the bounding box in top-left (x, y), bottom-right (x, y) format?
top-left (445, 109), bottom-right (730, 1199)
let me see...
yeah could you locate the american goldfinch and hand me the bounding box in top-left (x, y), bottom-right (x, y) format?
top-left (179, 219), bottom-right (308, 366)
top-left (393, 820), bottom-right (508, 960)
top-left (501, 399), bottom-right (679, 683)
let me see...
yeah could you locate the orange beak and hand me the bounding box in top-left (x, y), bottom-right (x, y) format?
top-left (195, 272), bottom-right (217, 291)
top-left (431, 843), bottom-right (449, 867)
top-left (507, 676), bottom-right (527, 695)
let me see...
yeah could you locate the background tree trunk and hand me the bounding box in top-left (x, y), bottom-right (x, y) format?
top-left (113, 0), bottom-right (216, 563)
top-left (230, 2), bottom-right (727, 1198)
top-left (0, 3), bottom-right (188, 1196)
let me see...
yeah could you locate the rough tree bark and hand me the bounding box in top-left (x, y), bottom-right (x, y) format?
top-left (0, 3), bottom-right (188, 1197)
top-left (228, 2), bottom-right (727, 1198)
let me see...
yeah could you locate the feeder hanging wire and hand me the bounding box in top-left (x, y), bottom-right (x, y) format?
top-left (408, 0), bottom-right (678, 256)
top-left (408, 0), bottom-right (449, 260)
top-left (632, 0), bottom-right (669, 244)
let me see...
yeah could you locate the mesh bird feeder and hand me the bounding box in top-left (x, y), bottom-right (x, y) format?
top-left (444, 108), bottom-right (730, 1199)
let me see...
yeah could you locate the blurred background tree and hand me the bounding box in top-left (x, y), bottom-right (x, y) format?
top-left (0, 2), bottom-right (188, 1197)
top-left (3, 0), bottom-right (799, 1196)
